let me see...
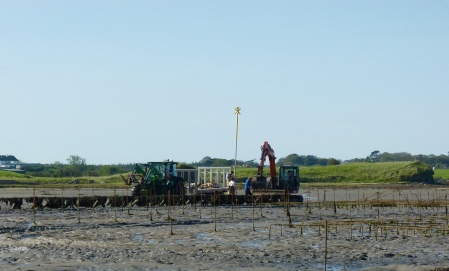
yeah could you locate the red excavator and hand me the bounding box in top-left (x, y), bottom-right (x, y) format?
top-left (252, 141), bottom-right (300, 195)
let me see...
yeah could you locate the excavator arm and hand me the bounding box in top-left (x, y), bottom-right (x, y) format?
top-left (257, 141), bottom-right (277, 179)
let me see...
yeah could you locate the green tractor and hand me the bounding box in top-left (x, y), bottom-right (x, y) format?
top-left (122, 161), bottom-right (185, 197)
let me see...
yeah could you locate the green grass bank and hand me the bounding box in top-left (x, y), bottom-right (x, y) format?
top-left (434, 169), bottom-right (449, 180)
top-left (234, 161), bottom-right (435, 184)
top-left (0, 161), bottom-right (437, 187)
top-left (0, 170), bottom-right (124, 188)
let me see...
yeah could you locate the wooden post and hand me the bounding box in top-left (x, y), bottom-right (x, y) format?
top-left (182, 184), bottom-right (185, 215)
top-left (231, 190), bottom-right (234, 218)
top-left (170, 190), bottom-right (173, 235)
top-left (61, 186), bottom-right (64, 212)
top-left (333, 188), bottom-right (336, 215)
top-left (214, 192), bottom-right (217, 232)
top-left (33, 187), bottom-right (36, 224)
top-left (324, 220), bottom-right (328, 271)
top-left (121, 188), bottom-right (124, 212)
top-left (252, 193), bottom-right (255, 231)
top-left (77, 188), bottom-right (81, 224)
top-left (92, 185), bottom-right (96, 213)
top-left (199, 189), bottom-right (202, 219)
top-left (149, 185), bottom-right (153, 221)
top-left (154, 187), bottom-right (157, 215)
top-left (318, 189), bottom-right (321, 219)
top-left (114, 188), bottom-right (117, 222)
top-left (146, 187), bottom-right (149, 211)
top-left (127, 188), bottom-right (131, 215)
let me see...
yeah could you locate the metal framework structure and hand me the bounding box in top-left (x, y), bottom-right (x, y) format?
top-left (197, 167), bottom-right (232, 188)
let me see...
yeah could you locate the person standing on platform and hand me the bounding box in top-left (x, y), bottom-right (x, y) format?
top-left (244, 176), bottom-right (252, 195)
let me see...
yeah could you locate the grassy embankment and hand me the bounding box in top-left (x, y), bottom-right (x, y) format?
top-left (434, 169), bottom-right (449, 180)
top-left (235, 161), bottom-right (435, 185)
top-left (0, 161), bottom-right (438, 187)
top-left (0, 170), bottom-right (125, 188)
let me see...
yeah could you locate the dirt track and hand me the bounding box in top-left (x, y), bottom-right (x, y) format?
top-left (1, 185), bottom-right (449, 271)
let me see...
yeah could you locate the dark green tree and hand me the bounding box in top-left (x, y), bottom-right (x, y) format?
top-left (327, 158), bottom-right (341, 166)
top-left (278, 154), bottom-right (303, 166)
top-left (199, 156), bottom-right (213, 166)
top-left (66, 155), bottom-right (87, 177)
top-left (100, 165), bottom-right (123, 175)
top-left (367, 150), bottom-right (380, 162)
top-left (177, 163), bottom-right (196, 169)
top-left (304, 155), bottom-right (318, 166)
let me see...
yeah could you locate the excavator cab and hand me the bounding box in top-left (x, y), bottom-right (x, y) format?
top-left (279, 165), bottom-right (300, 193)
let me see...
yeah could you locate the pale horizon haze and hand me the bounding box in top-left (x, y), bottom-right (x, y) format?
top-left (1, 1), bottom-right (448, 165)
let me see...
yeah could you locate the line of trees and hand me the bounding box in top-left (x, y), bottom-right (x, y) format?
top-left (22, 155), bottom-right (259, 178)
top-left (192, 156), bottom-right (259, 168)
top-left (277, 151), bottom-right (449, 169)
top-left (22, 155), bottom-right (134, 178)
top-left (277, 154), bottom-right (341, 166)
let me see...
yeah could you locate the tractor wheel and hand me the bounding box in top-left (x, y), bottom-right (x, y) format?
top-left (131, 184), bottom-right (142, 197)
top-left (173, 180), bottom-right (184, 196)
top-left (155, 186), bottom-right (168, 196)
top-left (162, 186), bottom-right (168, 197)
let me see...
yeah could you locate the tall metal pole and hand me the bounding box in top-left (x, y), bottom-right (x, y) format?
top-left (234, 107), bottom-right (241, 175)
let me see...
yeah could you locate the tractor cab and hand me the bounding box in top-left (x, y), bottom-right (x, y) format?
top-left (122, 161), bottom-right (184, 196)
top-left (148, 161), bottom-right (178, 180)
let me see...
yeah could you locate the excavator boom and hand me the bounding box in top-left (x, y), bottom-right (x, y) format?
top-left (257, 141), bottom-right (277, 179)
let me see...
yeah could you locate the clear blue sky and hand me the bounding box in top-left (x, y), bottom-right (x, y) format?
top-left (1, 1), bottom-right (448, 165)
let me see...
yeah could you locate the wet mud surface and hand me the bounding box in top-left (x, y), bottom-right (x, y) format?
top-left (1, 186), bottom-right (449, 271)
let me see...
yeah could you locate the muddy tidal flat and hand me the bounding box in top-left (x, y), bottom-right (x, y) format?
top-left (1, 186), bottom-right (449, 271)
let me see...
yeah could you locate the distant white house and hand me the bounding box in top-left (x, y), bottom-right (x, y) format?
top-left (0, 155), bottom-right (20, 168)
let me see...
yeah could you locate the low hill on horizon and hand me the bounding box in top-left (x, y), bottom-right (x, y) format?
top-left (299, 161), bottom-right (434, 183)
